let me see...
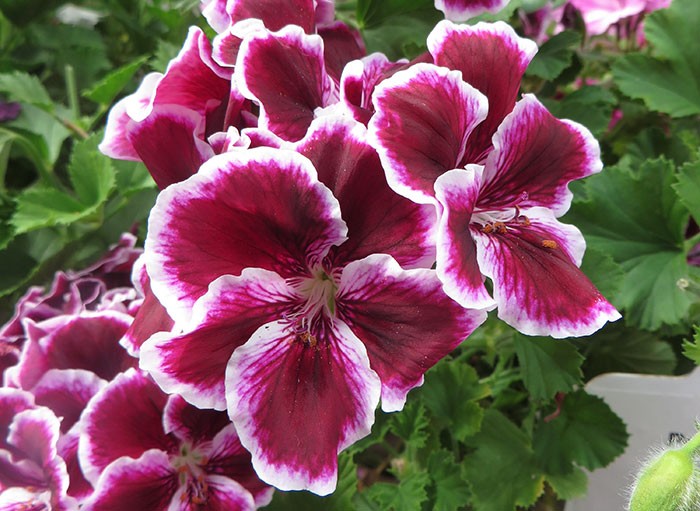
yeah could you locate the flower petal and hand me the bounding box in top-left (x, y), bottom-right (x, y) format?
top-left (204, 424), bottom-right (273, 507)
top-left (162, 395), bottom-right (231, 444)
top-left (427, 20), bottom-right (537, 163)
top-left (7, 408), bottom-right (60, 469)
top-left (434, 168), bottom-right (497, 309)
top-left (126, 105), bottom-right (215, 189)
top-left (169, 475), bottom-right (255, 511)
top-left (295, 115), bottom-right (436, 268)
top-left (435, 0), bottom-right (509, 21)
top-left (226, 320), bottom-right (380, 495)
top-left (0, 388), bottom-right (35, 451)
top-left (318, 21), bottom-right (366, 83)
top-left (235, 25), bottom-right (333, 141)
top-left (478, 94), bottom-right (603, 216)
top-left (337, 254), bottom-right (487, 412)
top-left (369, 62), bottom-right (488, 204)
top-left (79, 369), bottom-right (174, 485)
top-left (472, 209), bottom-right (621, 337)
top-left (228, 0), bottom-right (316, 33)
top-left (140, 269), bottom-right (296, 411)
top-left (145, 148), bottom-right (346, 321)
top-left (82, 450), bottom-right (177, 511)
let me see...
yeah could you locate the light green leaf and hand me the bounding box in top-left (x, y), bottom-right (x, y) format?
top-left (579, 247), bottom-right (624, 301)
top-left (565, 159), bottom-right (693, 330)
top-left (428, 450), bottom-right (471, 511)
top-left (389, 401), bottom-right (430, 450)
top-left (612, 0), bottom-right (700, 117)
top-left (83, 56), bottom-right (149, 105)
top-left (682, 326), bottom-right (700, 365)
top-left (6, 104), bottom-right (71, 168)
top-left (547, 466), bottom-right (588, 500)
top-left (358, 471), bottom-right (430, 511)
top-left (417, 360), bottom-right (489, 441)
top-left (526, 31), bottom-right (581, 80)
top-left (463, 410), bottom-right (544, 511)
top-left (0, 71), bottom-right (52, 110)
top-left (12, 188), bottom-right (86, 234)
top-left (533, 391), bottom-right (628, 474)
top-left (674, 160), bottom-right (700, 224)
top-left (68, 135), bottom-right (115, 205)
top-left (514, 335), bottom-right (583, 401)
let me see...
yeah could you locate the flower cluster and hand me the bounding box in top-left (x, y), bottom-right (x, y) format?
top-left (1, 0), bottom-right (622, 507)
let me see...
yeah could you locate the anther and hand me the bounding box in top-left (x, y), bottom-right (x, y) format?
top-left (542, 240), bottom-right (558, 249)
top-left (494, 222), bottom-right (508, 234)
top-left (481, 224), bottom-right (494, 234)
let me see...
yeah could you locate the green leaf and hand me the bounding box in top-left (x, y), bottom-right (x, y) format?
top-left (361, 11), bottom-right (441, 60)
top-left (427, 450), bottom-right (471, 511)
top-left (0, 236), bottom-right (38, 296)
top-left (514, 335), bottom-right (583, 401)
top-left (544, 86), bottom-right (616, 138)
top-left (357, 0), bottom-right (434, 28)
top-left (0, 71), bottom-right (52, 110)
top-left (546, 466), bottom-right (588, 500)
top-left (463, 410), bottom-right (544, 511)
top-left (674, 160), bottom-right (700, 223)
top-left (357, 471), bottom-right (430, 511)
top-left (579, 247), bottom-right (624, 301)
top-left (612, 0), bottom-right (700, 117)
top-left (265, 453), bottom-right (357, 511)
top-left (533, 390), bottom-right (628, 474)
top-left (12, 188), bottom-right (87, 234)
top-left (389, 401), bottom-right (430, 450)
top-left (526, 31), bottom-right (581, 80)
top-left (565, 158), bottom-right (693, 330)
top-left (83, 55), bottom-right (149, 105)
top-left (579, 322), bottom-right (677, 377)
top-left (113, 160), bottom-right (156, 195)
top-left (417, 360), bottom-right (489, 441)
top-left (6, 104), bottom-right (71, 169)
top-left (67, 135), bottom-right (116, 205)
top-left (682, 326), bottom-right (700, 365)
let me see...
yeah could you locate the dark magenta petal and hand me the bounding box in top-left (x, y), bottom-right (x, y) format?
top-left (435, 169), bottom-right (497, 309)
top-left (478, 94), bottom-right (603, 216)
top-left (140, 269), bottom-right (296, 411)
top-left (145, 148), bottom-right (346, 321)
top-left (7, 408), bottom-right (59, 468)
top-left (472, 208), bottom-right (621, 337)
top-left (57, 430), bottom-right (93, 500)
top-left (337, 254), bottom-right (487, 411)
top-left (0, 389), bottom-right (35, 451)
top-left (204, 425), bottom-right (273, 507)
top-left (162, 395), bottom-right (230, 444)
top-left (32, 369), bottom-right (106, 433)
top-left (226, 320), bottom-right (380, 495)
top-left (82, 450), bottom-right (177, 511)
top-left (318, 21), bottom-right (366, 83)
top-left (79, 369), bottom-right (174, 485)
top-left (339, 53), bottom-right (407, 125)
top-left (236, 25), bottom-right (333, 141)
top-left (428, 21), bottom-right (537, 163)
top-left (170, 475), bottom-right (255, 511)
top-left (369, 62), bottom-right (488, 204)
top-left (435, 0), bottom-right (509, 21)
top-left (228, 0), bottom-right (316, 33)
top-left (294, 116), bottom-right (436, 269)
top-left (126, 105), bottom-right (214, 189)
top-left (122, 287), bottom-right (174, 357)
top-left (40, 311), bottom-right (134, 384)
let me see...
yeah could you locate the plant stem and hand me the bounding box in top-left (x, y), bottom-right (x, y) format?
top-left (64, 64), bottom-right (80, 121)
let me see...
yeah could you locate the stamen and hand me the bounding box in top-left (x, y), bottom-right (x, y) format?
top-left (542, 239), bottom-right (558, 249)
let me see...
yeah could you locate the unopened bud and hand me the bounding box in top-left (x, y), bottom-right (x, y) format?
top-left (628, 436), bottom-right (700, 511)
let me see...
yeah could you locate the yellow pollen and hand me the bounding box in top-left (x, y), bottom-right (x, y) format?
top-left (542, 239), bottom-right (558, 249)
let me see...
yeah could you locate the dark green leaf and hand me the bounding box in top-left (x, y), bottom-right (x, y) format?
top-left (428, 450), bottom-right (471, 511)
top-left (544, 86), bottom-right (616, 138)
top-left (0, 71), bottom-right (52, 109)
top-left (463, 410), bottom-right (544, 511)
top-left (566, 159), bottom-right (692, 329)
top-left (612, 0), bottom-right (700, 117)
top-left (417, 360), bottom-right (488, 441)
top-left (526, 31), bottom-right (581, 80)
top-left (579, 247), bottom-right (624, 301)
top-left (674, 160), bottom-right (700, 224)
top-left (389, 401), bottom-right (430, 450)
top-left (533, 390), bottom-right (628, 473)
top-left (0, 236), bottom-right (37, 296)
top-left (514, 335), bottom-right (583, 401)
top-left (6, 104), bottom-right (70, 168)
top-left (546, 466), bottom-right (588, 500)
top-left (357, 471), bottom-right (430, 511)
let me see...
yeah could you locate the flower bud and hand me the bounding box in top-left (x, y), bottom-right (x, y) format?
top-left (628, 441), bottom-right (700, 511)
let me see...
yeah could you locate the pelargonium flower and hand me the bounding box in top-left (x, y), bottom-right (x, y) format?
top-left (139, 119), bottom-right (484, 494)
top-left (433, 95), bottom-right (621, 336)
top-left (569, 0), bottom-right (671, 36)
top-left (78, 369), bottom-right (271, 510)
top-left (435, 0), bottom-right (510, 22)
top-left (0, 388), bottom-right (77, 511)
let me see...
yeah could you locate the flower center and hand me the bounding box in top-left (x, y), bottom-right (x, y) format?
top-left (172, 443), bottom-right (209, 507)
top-left (286, 265), bottom-right (340, 349)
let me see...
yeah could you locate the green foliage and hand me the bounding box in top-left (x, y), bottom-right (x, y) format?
top-left (527, 31), bottom-right (581, 80)
top-left (612, 0), bottom-right (700, 117)
top-left (566, 158), bottom-right (695, 330)
top-left (514, 335), bottom-right (584, 401)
